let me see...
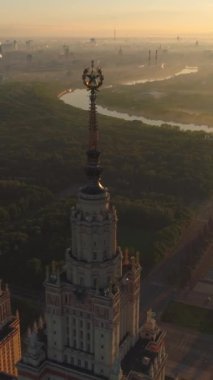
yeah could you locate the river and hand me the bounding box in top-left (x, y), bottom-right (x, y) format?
top-left (61, 67), bottom-right (213, 134)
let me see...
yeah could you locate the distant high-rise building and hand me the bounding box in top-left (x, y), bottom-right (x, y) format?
top-left (114, 28), bottom-right (117, 41)
top-left (17, 63), bottom-right (167, 380)
top-left (13, 40), bottom-right (18, 50)
top-left (0, 280), bottom-right (21, 377)
top-left (155, 50), bottom-right (158, 65)
top-left (148, 50), bottom-right (151, 65)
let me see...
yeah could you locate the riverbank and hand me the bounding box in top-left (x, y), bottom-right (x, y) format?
top-left (61, 66), bottom-right (213, 133)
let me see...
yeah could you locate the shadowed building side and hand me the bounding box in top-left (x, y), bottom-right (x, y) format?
top-left (0, 280), bottom-right (21, 377)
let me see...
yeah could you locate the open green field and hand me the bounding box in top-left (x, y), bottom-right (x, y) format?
top-left (162, 301), bottom-right (213, 334)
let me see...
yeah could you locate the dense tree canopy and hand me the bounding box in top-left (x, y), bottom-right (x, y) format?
top-left (0, 82), bottom-right (213, 286)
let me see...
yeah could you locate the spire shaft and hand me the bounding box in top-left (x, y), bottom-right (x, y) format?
top-left (81, 61), bottom-right (105, 195)
top-left (82, 60), bottom-right (103, 151)
top-left (89, 90), bottom-right (98, 150)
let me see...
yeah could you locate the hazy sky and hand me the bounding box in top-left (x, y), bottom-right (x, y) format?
top-left (0, 0), bottom-right (213, 38)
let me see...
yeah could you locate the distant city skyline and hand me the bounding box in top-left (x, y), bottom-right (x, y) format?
top-left (0, 0), bottom-right (213, 38)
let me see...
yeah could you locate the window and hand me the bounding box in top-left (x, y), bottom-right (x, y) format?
top-left (85, 360), bottom-right (88, 369)
top-left (101, 356), bottom-right (104, 360)
top-left (80, 277), bottom-right (84, 286)
top-left (93, 252), bottom-right (97, 260)
top-left (87, 343), bottom-right (90, 352)
top-left (73, 339), bottom-right (76, 348)
top-left (80, 330), bottom-right (83, 338)
top-left (101, 334), bottom-right (104, 338)
top-left (73, 317), bottom-right (76, 325)
top-left (71, 357), bottom-right (74, 365)
top-left (93, 278), bottom-right (97, 289)
top-left (80, 320), bottom-right (83, 328)
top-left (101, 345), bottom-right (104, 349)
top-left (73, 329), bottom-right (76, 336)
top-left (78, 359), bottom-right (81, 367)
top-left (80, 341), bottom-right (83, 349)
top-left (87, 322), bottom-right (90, 329)
top-left (87, 333), bottom-right (90, 340)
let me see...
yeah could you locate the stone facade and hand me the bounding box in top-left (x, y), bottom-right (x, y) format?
top-left (18, 186), bottom-right (141, 380)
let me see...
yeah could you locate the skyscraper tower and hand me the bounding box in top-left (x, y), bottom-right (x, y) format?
top-left (0, 280), bottom-right (21, 377)
top-left (17, 63), bottom-right (166, 380)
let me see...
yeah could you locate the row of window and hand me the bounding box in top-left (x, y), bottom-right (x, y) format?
top-left (66, 316), bottom-right (91, 329)
top-left (65, 356), bottom-right (91, 370)
top-left (64, 356), bottom-right (105, 373)
top-left (67, 329), bottom-right (91, 340)
top-left (66, 310), bottom-right (91, 318)
top-left (65, 337), bottom-right (91, 352)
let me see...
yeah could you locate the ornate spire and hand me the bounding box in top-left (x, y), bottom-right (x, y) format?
top-left (81, 61), bottom-right (105, 195)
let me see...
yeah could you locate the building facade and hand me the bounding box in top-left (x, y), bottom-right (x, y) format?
top-left (0, 280), bottom-right (21, 377)
top-left (17, 63), bottom-right (166, 380)
top-left (122, 309), bottom-right (167, 380)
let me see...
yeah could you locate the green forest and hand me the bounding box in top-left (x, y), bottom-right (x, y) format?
top-left (99, 66), bottom-right (213, 126)
top-left (0, 82), bottom-right (213, 288)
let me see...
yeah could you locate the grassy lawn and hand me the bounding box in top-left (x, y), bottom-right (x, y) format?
top-left (162, 301), bottom-right (213, 334)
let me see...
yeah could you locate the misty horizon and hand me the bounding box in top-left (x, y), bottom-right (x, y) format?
top-left (1, 0), bottom-right (213, 38)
